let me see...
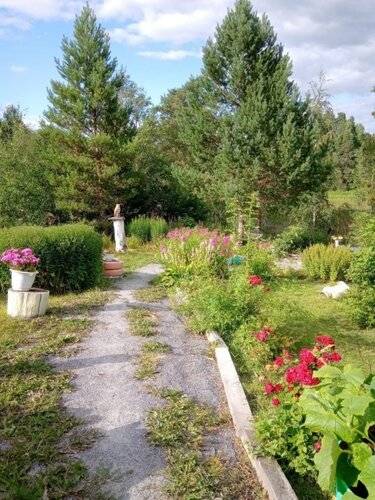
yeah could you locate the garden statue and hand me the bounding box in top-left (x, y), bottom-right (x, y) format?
top-left (109, 204), bottom-right (126, 252)
top-left (114, 204), bottom-right (121, 218)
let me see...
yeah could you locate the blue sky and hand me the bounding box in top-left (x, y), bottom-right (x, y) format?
top-left (1, 0), bottom-right (374, 131)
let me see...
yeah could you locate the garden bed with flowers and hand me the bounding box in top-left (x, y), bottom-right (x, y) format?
top-left (157, 226), bottom-right (375, 500)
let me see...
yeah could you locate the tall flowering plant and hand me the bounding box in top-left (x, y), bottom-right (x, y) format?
top-left (0, 248), bottom-right (39, 272)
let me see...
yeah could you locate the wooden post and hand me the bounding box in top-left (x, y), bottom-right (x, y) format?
top-left (7, 288), bottom-right (49, 319)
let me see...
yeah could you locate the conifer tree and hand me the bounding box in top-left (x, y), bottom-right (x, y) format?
top-left (44, 5), bottom-right (133, 219)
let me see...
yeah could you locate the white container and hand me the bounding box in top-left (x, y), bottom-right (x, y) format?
top-left (10, 269), bottom-right (37, 291)
top-left (7, 288), bottom-right (49, 318)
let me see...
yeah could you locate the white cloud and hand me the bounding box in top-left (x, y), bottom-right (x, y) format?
top-left (138, 49), bottom-right (200, 60)
top-left (0, 0), bottom-right (374, 129)
top-left (10, 64), bottom-right (27, 73)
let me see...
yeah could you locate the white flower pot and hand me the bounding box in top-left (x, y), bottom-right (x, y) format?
top-left (10, 269), bottom-right (37, 291)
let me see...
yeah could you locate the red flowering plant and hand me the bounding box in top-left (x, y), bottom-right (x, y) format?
top-left (262, 335), bottom-right (342, 406)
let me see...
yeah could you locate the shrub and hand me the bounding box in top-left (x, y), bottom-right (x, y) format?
top-left (128, 216), bottom-right (169, 243)
top-left (348, 247), bottom-right (375, 286)
top-left (0, 224), bottom-right (102, 294)
top-left (128, 216), bottom-right (151, 243)
top-left (347, 287), bottom-right (375, 328)
top-left (302, 244), bottom-right (352, 282)
top-left (273, 225), bottom-right (327, 256)
top-left (149, 217), bottom-right (168, 240)
top-left (241, 243), bottom-right (275, 280)
top-left (127, 235), bottom-right (143, 249)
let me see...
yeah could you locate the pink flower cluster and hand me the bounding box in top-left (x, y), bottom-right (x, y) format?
top-left (248, 275), bottom-right (263, 286)
top-left (263, 335), bottom-right (342, 406)
top-left (167, 227), bottom-right (227, 243)
top-left (255, 326), bottom-right (273, 342)
top-left (0, 248), bottom-right (39, 271)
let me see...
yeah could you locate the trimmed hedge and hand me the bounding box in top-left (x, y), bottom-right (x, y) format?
top-left (0, 224), bottom-right (102, 294)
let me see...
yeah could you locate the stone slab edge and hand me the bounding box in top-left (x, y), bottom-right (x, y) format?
top-left (206, 331), bottom-right (298, 500)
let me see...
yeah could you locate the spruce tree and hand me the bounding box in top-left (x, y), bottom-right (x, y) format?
top-left (44, 5), bottom-right (132, 219)
top-left (202, 0), bottom-right (329, 232)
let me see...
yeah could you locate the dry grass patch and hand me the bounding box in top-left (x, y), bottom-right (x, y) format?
top-left (126, 307), bottom-right (158, 337)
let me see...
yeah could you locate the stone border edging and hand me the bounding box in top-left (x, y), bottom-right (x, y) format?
top-left (206, 331), bottom-right (298, 500)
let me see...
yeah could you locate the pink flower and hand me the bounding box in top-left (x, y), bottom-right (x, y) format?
top-left (273, 356), bottom-right (284, 368)
top-left (315, 335), bottom-right (335, 347)
top-left (272, 397), bottom-right (281, 406)
top-left (255, 326), bottom-right (273, 342)
top-left (285, 363), bottom-right (319, 386)
top-left (248, 275), bottom-right (263, 286)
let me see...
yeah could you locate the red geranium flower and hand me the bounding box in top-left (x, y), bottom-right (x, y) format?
top-left (248, 275), bottom-right (263, 286)
top-left (315, 335), bottom-right (335, 347)
top-left (264, 382), bottom-right (283, 395)
top-left (272, 397), bottom-right (281, 406)
top-left (323, 351), bottom-right (342, 363)
top-left (314, 441), bottom-right (321, 452)
top-left (299, 348), bottom-right (317, 366)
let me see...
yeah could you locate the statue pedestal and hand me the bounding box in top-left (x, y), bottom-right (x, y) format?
top-left (7, 288), bottom-right (49, 318)
top-left (109, 217), bottom-right (126, 252)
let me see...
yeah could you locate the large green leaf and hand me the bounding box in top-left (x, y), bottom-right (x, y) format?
top-left (314, 435), bottom-right (341, 493)
top-left (342, 395), bottom-right (373, 417)
top-left (305, 410), bottom-right (356, 442)
top-left (342, 365), bottom-right (366, 387)
top-left (351, 443), bottom-right (372, 470)
top-left (316, 364), bottom-right (343, 379)
top-left (358, 455), bottom-right (375, 498)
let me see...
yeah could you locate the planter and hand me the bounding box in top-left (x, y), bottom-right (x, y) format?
top-left (7, 288), bottom-right (49, 318)
top-left (10, 269), bottom-right (37, 291)
top-left (103, 259), bottom-right (124, 278)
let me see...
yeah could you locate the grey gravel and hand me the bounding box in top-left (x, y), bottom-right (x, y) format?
top-left (52, 264), bottom-right (242, 500)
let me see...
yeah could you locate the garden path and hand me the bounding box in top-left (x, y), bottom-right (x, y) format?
top-left (52, 264), bottom-right (240, 500)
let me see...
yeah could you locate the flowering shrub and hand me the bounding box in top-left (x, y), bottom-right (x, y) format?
top-left (0, 248), bottom-right (39, 271)
top-left (160, 227), bottom-right (232, 286)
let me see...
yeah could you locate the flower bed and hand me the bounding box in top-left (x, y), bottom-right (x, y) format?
top-left (159, 229), bottom-right (375, 499)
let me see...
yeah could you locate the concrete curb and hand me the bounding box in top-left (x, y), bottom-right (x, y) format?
top-left (207, 331), bottom-right (298, 500)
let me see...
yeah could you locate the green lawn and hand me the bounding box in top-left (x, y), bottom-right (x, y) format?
top-left (269, 278), bottom-right (375, 373)
top-left (116, 243), bottom-right (160, 273)
top-left (328, 189), bottom-right (368, 211)
top-left (0, 288), bottom-right (110, 498)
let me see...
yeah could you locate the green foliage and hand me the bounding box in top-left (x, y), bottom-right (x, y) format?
top-left (179, 268), bottom-right (263, 339)
top-left (128, 216), bottom-right (168, 243)
top-left (0, 224), bottom-right (102, 294)
top-left (256, 403), bottom-right (316, 476)
top-left (149, 217), bottom-right (168, 240)
top-left (347, 287), bottom-right (375, 328)
top-left (241, 243), bottom-right (275, 280)
top-left (299, 364), bottom-right (375, 497)
top-left (128, 216), bottom-right (151, 242)
top-left (349, 248), bottom-right (375, 286)
top-left (43, 5), bottom-right (137, 219)
top-left (302, 244), bottom-right (352, 282)
top-left (126, 235), bottom-right (143, 249)
top-left (0, 127), bottom-right (54, 228)
top-left (273, 225), bottom-right (327, 255)
top-left (356, 135), bottom-right (375, 212)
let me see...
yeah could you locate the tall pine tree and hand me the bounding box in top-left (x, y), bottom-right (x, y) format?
top-left (44, 5), bottom-right (133, 219)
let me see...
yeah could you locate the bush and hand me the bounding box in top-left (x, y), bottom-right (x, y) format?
top-left (347, 287), bottom-right (375, 328)
top-left (241, 243), bottom-right (275, 280)
top-left (127, 235), bottom-right (143, 249)
top-left (0, 224), bottom-right (102, 294)
top-left (348, 247), bottom-right (375, 286)
top-left (128, 216), bottom-right (169, 243)
top-left (302, 244), bottom-right (352, 282)
top-left (273, 225), bottom-right (327, 256)
top-left (128, 216), bottom-right (151, 243)
top-left (149, 217), bottom-right (168, 240)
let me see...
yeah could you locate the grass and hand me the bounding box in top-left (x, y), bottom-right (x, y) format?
top-left (135, 341), bottom-right (171, 380)
top-left (134, 285), bottom-right (166, 303)
top-left (126, 307), bottom-right (158, 337)
top-left (268, 278), bottom-right (375, 373)
top-left (116, 243), bottom-right (160, 274)
top-left (328, 189), bottom-right (365, 210)
top-left (146, 389), bottom-right (262, 499)
top-left (0, 288), bottom-right (109, 499)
